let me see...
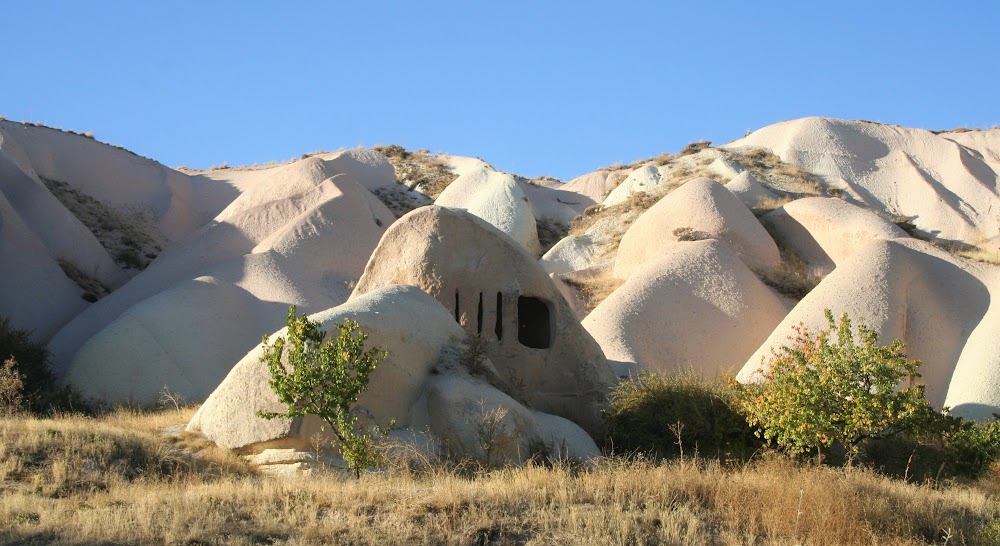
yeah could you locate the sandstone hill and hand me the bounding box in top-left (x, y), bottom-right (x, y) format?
top-left (4, 116), bottom-right (1000, 466)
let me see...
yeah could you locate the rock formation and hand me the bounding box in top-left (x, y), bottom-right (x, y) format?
top-left (188, 285), bottom-right (601, 464)
top-left (352, 206), bottom-right (617, 435)
top-left (614, 178), bottom-right (781, 278)
top-left (585, 240), bottom-right (788, 377)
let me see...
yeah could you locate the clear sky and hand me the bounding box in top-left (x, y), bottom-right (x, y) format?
top-left (3, 1), bottom-right (998, 181)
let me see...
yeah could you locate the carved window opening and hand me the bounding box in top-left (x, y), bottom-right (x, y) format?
top-left (517, 296), bottom-right (552, 349)
top-left (495, 292), bottom-right (504, 341)
top-left (476, 292), bottom-right (484, 336)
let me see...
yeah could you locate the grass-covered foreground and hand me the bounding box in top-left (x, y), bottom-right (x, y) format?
top-left (1, 407), bottom-right (999, 545)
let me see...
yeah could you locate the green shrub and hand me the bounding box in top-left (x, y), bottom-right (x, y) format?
top-left (741, 310), bottom-right (939, 464)
top-left (863, 415), bottom-right (1000, 480)
top-left (604, 372), bottom-right (762, 461)
top-left (258, 306), bottom-right (393, 478)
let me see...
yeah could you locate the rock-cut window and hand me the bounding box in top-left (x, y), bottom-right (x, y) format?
top-left (517, 296), bottom-right (552, 349)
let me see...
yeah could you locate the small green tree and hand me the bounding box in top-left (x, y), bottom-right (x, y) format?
top-left (258, 306), bottom-right (393, 478)
top-left (741, 310), bottom-right (937, 463)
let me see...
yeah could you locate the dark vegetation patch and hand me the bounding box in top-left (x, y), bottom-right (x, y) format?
top-left (0, 318), bottom-right (85, 414)
top-left (41, 177), bottom-right (162, 271)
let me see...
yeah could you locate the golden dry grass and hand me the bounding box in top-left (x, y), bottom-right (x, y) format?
top-left (2, 409), bottom-right (999, 545)
top-left (375, 145), bottom-right (459, 199)
top-left (955, 247), bottom-right (1000, 266)
top-left (568, 191), bottom-right (659, 243)
top-left (561, 271), bottom-right (626, 315)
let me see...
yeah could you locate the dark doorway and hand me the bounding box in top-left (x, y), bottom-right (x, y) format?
top-left (517, 296), bottom-right (552, 349)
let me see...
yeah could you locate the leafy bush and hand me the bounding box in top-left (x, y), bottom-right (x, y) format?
top-left (863, 415), bottom-right (1000, 480)
top-left (942, 416), bottom-right (1000, 477)
top-left (604, 372), bottom-right (762, 461)
top-left (741, 310), bottom-right (939, 463)
top-left (258, 306), bottom-right (393, 477)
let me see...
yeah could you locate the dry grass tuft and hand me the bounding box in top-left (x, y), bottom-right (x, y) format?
top-left (536, 218), bottom-right (569, 255)
top-left (601, 140), bottom-right (714, 171)
top-left (754, 216), bottom-right (825, 301)
top-left (374, 145), bottom-right (459, 199)
top-left (1, 408), bottom-right (997, 545)
top-left (749, 195), bottom-right (794, 217)
top-left (56, 259), bottom-right (111, 302)
top-left (569, 191), bottom-right (658, 238)
top-left (561, 271), bottom-right (625, 314)
top-left (372, 185), bottom-right (433, 218)
top-left (755, 258), bottom-right (822, 302)
top-left (731, 147), bottom-right (825, 196)
top-left (958, 249), bottom-right (1000, 265)
top-left (42, 177), bottom-right (163, 271)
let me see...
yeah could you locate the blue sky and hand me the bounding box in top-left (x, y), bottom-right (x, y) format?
top-left (3, 1), bottom-right (998, 180)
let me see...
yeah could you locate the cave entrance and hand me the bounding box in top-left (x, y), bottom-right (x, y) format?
top-left (517, 296), bottom-right (553, 349)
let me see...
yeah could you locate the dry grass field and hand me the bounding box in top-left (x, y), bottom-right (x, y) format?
top-left (1, 407), bottom-right (999, 545)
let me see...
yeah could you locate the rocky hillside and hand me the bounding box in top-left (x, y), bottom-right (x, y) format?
top-left (3, 117), bottom-right (1000, 464)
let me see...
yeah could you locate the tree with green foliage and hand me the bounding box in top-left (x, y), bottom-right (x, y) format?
top-left (258, 306), bottom-right (393, 478)
top-left (741, 310), bottom-right (938, 463)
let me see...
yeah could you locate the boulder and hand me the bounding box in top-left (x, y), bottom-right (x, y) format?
top-left (64, 277), bottom-right (282, 405)
top-left (324, 148), bottom-right (396, 192)
top-left (419, 373), bottom-right (601, 465)
top-left (762, 197), bottom-right (907, 276)
top-left (585, 240), bottom-right (788, 377)
top-left (602, 165), bottom-right (669, 207)
top-left (188, 285), bottom-right (465, 449)
top-left (560, 169), bottom-right (627, 204)
top-left (540, 234), bottom-right (600, 275)
top-left (352, 206), bottom-right (616, 435)
top-left (725, 171), bottom-right (779, 209)
top-left (614, 178), bottom-right (781, 278)
top-left (519, 180), bottom-right (590, 225)
top-left (188, 285), bottom-right (601, 465)
top-left (435, 167), bottom-right (541, 256)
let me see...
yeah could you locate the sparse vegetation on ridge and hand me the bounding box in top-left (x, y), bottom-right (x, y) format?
top-left (561, 142), bottom-right (830, 281)
top-left (41, 177), bottom-right (163, 271)
top-left (0, 119), bottom-right (151, 160)
top-left (374, 144), bottom-right (459, 199)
